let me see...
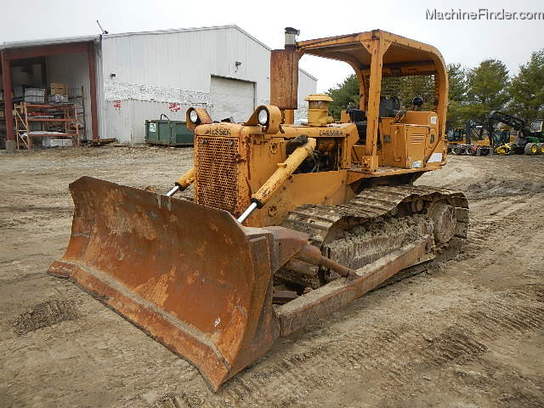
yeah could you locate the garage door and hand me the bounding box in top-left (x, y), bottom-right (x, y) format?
top-left (210, 76), bottom-right (255, 123)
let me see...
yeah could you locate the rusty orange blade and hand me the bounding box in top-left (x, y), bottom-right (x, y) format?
top-left (48, 177), bottom-right (307, 390)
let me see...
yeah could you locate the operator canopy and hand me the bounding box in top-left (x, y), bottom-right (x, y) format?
top-left (297, 30), bottom-right (445, 77)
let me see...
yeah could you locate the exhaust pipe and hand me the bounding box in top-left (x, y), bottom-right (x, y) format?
top-left (270, 27), bottom-right (300, 124)
top-left (284, 26), bottom-right (300, 48)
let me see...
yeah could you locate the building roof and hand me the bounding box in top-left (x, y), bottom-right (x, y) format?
top-left (104, 25), bottom-right (318, 81)
top-left (106, 25), bottom-right (268, 49)
top-left (0, 25), bottom-right (317, 81)
top-left (0, 35), bottom-right (99, 50)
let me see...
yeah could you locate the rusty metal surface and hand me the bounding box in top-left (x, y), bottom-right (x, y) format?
top-left (294, 244), bottom-right (357, 279)
top-left (1, 51), bottom-right (14, 141)
top-left (48, 177), bottom-right (468, 391)
top-left (48, 177), bottom-right (310, 390)
top-left (270, 49), bottom-right (300, 110)
top-left (276, 237), bottom-right (433, 336)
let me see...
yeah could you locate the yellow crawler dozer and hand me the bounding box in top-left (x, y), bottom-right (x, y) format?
top-left (49, 28), bottom-right (468, 390)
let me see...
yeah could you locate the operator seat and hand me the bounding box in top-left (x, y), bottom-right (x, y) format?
top-left (347, 108), bottom-right (367, 144)
top-left (379, 96), bottom-right (401, 117)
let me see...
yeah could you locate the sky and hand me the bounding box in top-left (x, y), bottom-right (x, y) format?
top-left (1, 0), bottom-right (542, 92)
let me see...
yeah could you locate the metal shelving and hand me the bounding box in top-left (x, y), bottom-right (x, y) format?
top-left (14, 102), bottom-right (80, 149)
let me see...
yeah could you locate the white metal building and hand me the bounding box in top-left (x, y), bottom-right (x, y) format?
top-left (101, 25), bottom-right (317, 143)
top-left (1, 25), bottom-right (317, 146)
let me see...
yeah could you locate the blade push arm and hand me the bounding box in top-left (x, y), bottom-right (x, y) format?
top-left (238, 138), bottom-right (317, 223)
top-left (165, 167), bottom-right (195, 197)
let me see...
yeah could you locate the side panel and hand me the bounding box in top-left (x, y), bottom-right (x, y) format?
top-left (382, 124), bottom-right (406, 167)
top-left (406, 126), bottom-right (427, 168)
top-left (381, 111), bottom-right (442, 169)
top-left (382, 124), bottom-right (428, 169)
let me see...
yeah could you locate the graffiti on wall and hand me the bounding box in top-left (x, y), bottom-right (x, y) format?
top-left (104, 80), bottom-right (209, 106)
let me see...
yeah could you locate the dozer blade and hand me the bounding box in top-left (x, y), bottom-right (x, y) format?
top-left (48, 177), bottom-right (309, 390)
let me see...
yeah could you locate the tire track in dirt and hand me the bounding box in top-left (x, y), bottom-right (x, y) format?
top-left (3, 153), bottom-right (543, 408)
top-left (460, 193), bottom-right (542, 260)
top-left (11, 299), bottom-right (80, 335)
top-left (158, 283), bottom-right (544, 408)
top-left (152, 190), bottom-right (544, 408)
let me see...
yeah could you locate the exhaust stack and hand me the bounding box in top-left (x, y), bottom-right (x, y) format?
top-left (284, 26), bottom-right (300, 47)
top-left (270, 27), bottom-right (300, 123)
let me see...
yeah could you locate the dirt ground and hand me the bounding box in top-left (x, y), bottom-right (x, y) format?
top-left (1, 147), bottom-right (543, 408)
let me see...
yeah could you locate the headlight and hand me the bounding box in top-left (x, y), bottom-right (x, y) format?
top-left (258, 108), bottom-right (269, 126)
top-left (189, 109), bottom-right (199, 124)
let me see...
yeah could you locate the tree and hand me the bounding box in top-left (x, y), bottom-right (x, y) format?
top-left (509, 49), bottom-right (544, 122)
top-left (326, 73), bottom-right (436, 119)
top-left (446, 63), bottom-right (467, 128)
top-left (447, 63), bottom-right (467, 102)
top-left (326, 75), bottom-right (359, 119)
top-left (383, 75), bottom-right (436, 110)
top-left (464, 59), bottom-right (510, 120)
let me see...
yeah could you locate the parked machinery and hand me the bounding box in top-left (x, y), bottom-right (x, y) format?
top-left (447, 127), bottom-right (466, 154)
top-left (464, 120), bottom-right (493, 155)
top-left (49, 29), bottom-right (468, 390)
top-left (489, 111), bottom-right (544, 155)
top-left (448, 120), bottom-right (492, 156)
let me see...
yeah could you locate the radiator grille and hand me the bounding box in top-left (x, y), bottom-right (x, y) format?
top-left (195, 136), bottom-right (239, 214)
top-left (409, 133), bottom-right (426, 144)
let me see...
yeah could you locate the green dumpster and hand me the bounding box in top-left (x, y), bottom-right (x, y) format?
top-left (145, 114), bottom-right (194, 146)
